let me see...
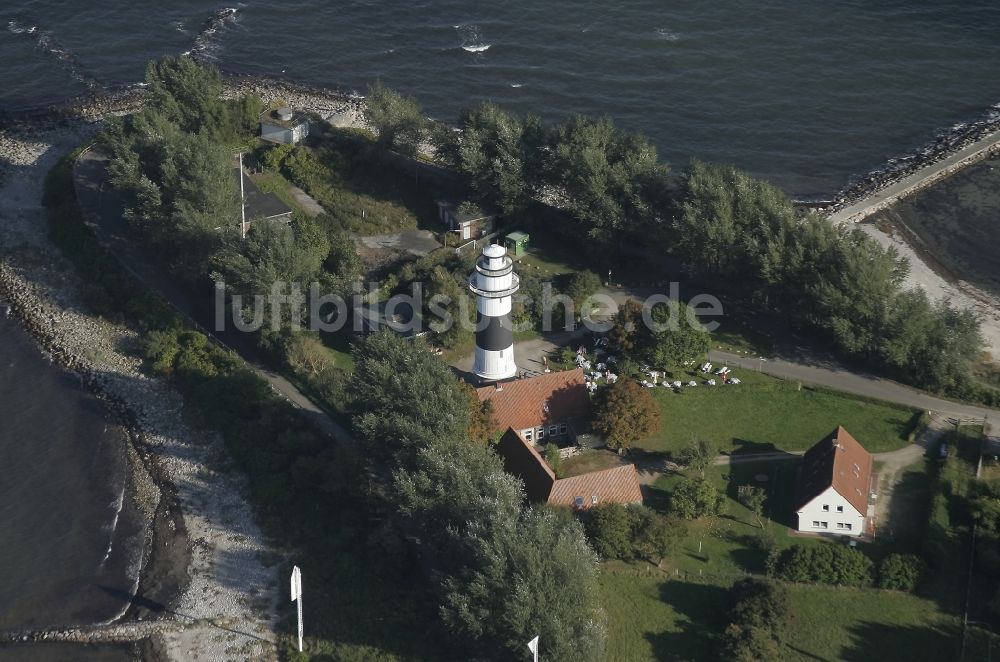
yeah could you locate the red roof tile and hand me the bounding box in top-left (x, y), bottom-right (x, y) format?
top-left (494, 428), bottom-right (644, 510)
top-left (476, 369), bottom-right (590, 432)
top-left (795, 426), bottom-right (873, 516)
top-left (548, 464), bottom-right (644, 510)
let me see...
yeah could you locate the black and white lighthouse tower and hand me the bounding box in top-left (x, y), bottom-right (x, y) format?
top-left (470, 243), bottom-right (519, 381)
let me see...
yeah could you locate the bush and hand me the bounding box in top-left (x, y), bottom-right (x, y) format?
top-left (669, 477), bottom-right (725, 520)
top-left (773, 544), bottom-right (874, 587)
top-left (719, 578), bottom-right (789, 661)
top-left (544, 443), bottom-right (562, 478)
top-left (878, 553), bottom-right (925, 591)
top-left (584, 503), bottom-right (642, 560)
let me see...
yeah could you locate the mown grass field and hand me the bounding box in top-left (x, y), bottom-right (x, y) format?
top-left (638, 370), bottom-right (918, 456)
top-left (600, 569), bottom-right (965, 662)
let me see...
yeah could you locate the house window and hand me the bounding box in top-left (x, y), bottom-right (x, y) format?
top-left (820, 522), bottom-right (828, 528)
top-left (812, 521), bottom-right (821, 527)
top-left (549, 425), bottom-right (558, 436)
top-left (836, 505), bottom-right (844, 513)
top-left (591, 495), bottom-right (599, 505)
top-left (537, 427), bottom-right (545, 439)
top-left (558, 424), bottom-right (567, 435)
top-left (836, 523), bottom-right (845, 529)
top-left (822, 505), bottom-right (829, 512)
top-left (844, 523), bottom-right (852, 531)
top-left (522, 429), bottom-right (533, 442)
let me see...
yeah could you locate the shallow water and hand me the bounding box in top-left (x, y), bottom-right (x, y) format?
top-left (3, 1), bottom-right (1000, 193)
top-left (876, 153), bottom-right (1000, 297)
top-left (0, 315), bottom-right (142, 631)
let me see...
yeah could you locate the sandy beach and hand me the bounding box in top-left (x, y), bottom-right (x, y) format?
top-left (0, 123), bottom-right (279, 659)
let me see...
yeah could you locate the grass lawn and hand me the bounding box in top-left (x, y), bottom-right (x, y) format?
top-left (646, 461), bottom-right (812, 576)
top-left (559, 449), bottom-right (628, 478)
top-left (248, 170), bottom-right (311, 217)
top-left (783, 585), bottom-right (962, 661)
top-left (600, 569), bottom-right (963, 662)
top-left (638, 370), bottom-right (918, 456)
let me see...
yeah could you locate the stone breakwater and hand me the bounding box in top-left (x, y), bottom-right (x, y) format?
top-left (828, 101), bottom-right (1000, 214)
top-left (0, 125), bottom-right (279, 659)
top-left (1, 71), bottom-right (367, 134)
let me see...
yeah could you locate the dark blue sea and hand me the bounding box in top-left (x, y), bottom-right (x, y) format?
top-left (2, 0), bottom-right (1000, 651)
top-left (4, 0), bottom-right (1000, 194)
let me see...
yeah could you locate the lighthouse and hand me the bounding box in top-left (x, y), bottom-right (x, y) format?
top-left (470, 243), bottom-right (519, 381)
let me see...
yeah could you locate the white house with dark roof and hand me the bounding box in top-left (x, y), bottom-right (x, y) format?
top-left (260, 107), bottom-right (310, 145)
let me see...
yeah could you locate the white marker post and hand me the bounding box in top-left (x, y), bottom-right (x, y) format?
top-left (291, 565), bottom-right (303, 652)
top-left (527, 635), bottom-right (539, 662)
top-left (238, 152), bottom-right (247, 239)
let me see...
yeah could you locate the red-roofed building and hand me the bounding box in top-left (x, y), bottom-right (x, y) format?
top-left (794, 426), bottom-right (874, 537)
top-left (495, 428), bottom-right (643, 510)
top-left (477, 369), bottom-right (590, 445)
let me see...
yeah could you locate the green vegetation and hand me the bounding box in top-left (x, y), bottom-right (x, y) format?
top-left (364, 81), bottom-right (427, 158)
top-left (772, 544), bottom-right (875, 587)
top-left (351, 332), bottom-right (606, 660)
top-left (719, 578), bottom-right (789, 661)
top-left (637, 371), bottom-right (917, 455)
top-left (878, 553), bottom-right (926, 591)
top-left (592, 379), bottom-right (662, 451)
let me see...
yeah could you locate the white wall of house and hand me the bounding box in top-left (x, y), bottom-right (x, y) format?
top-left (796, 486), bottom-right (865, 536)
top-left (260, 121), bottom-right (309, 145)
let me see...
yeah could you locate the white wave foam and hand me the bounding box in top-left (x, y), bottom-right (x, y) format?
top-left (98, 480), bottom-right (128, 569)
top-left (187, 7), bottom-right (239, 60)
top-left (7, 20), bottom-right (33, 34)
top-left (655, 28), bottom-right (680, 41)
top-left (510, 83), bottom-right (523, 88)
top-left (462, 44), bottom-right (491, 53)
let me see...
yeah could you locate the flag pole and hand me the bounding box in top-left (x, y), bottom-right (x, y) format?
top-left (291, 566), bottom-right (303, 652)
top-left (239, 152), bottom-right (247, 239)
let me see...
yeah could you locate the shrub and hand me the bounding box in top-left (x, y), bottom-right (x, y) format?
top-left (669, 477), bottom-right (726, 520)
top-left (878, 553), bottom-right (925, 591)
top-left (544, 443), bottom-right (562, 478)
top-left (773, 544), bottom-right (874, 587)
top-left (719, 578), bottom-right (789, 661)
top-left (584, 503), bottom-right (642, 560)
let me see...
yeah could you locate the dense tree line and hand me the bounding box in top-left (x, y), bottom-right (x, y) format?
top-left (350, 332), bottom-right (607, 660)
top-left (366, 85), bottom-right (988, 399)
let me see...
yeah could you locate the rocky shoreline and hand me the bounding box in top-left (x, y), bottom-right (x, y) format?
top-left (828, 101), bottom-right (1000, 212)
top-left (0, 121), bottom-right (279, 658)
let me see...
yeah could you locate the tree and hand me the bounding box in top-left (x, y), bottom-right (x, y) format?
top-left (143, 56), bottom-right (225, 134)
top-left (463, 382), bottom-right (499, 444)
top-left (641, 301), bottom-right (710, 369)
top-left (365, 81), bottom-right (426, 157)
top-left (566, 271), bottom-right (602, 312)
top-left (676, 439), bottom-right (717, 478)
top-left (548, 115), bottom-right (669, 249)
top-left (737, 484), bottom-right (767, 528)
top-left (544, 443), bottom-right (562, 478)
top-left (878, 553), bottom-right (925, 591)
top-left (350, 332), bottom-right (470, 464)
top-left (592, 379), bottom-right (661, 451)
top-left (285, 333), bottom-right (334, 380)
top-left (719, 578), bottom-right (789, 662)
top-left (633, 511), bottom-right (686, 566)
top-left (452, 101), bottom-right (544, 215)
top-left (583, 503), bottom-right (642, 560)
top-left (669, 477), bottom-right (725, 520)
top-left (607, 299), bottom-right (643, 357)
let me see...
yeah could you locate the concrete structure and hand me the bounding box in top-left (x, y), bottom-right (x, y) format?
top-left (470, 243), bottom-right (519, 381)
top-left (259, 107), bottom-right (310, 145)
top-left (794, 426), bottom-right (874, 537)
top-left (437, 201), bottom-right (495, 240)
top-left (476, 369), bottom-right (589, 444)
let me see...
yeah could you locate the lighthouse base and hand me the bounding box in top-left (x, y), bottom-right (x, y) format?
top-left (473, 345), bottom-right (517, 382)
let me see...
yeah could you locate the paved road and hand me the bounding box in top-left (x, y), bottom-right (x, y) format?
top-left (73, 147), bottom-right (352, 444)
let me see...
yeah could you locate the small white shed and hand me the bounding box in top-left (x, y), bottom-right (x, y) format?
top-left (260, 107), bottom-right (310, 145)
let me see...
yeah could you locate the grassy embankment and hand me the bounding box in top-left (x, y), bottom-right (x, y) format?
top-left (45, 149), bottom-right (440, 660)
